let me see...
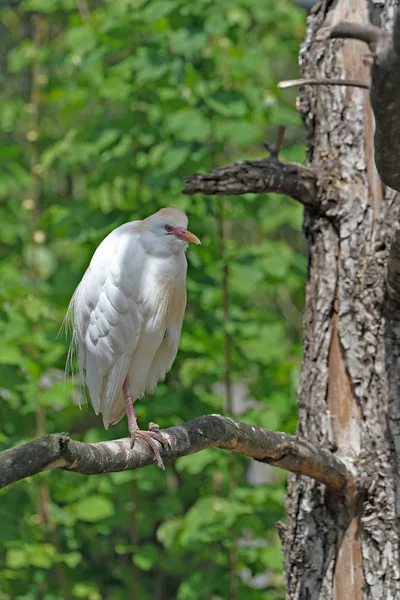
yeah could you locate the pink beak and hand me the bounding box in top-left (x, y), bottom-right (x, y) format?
top-left (171, 227), bottom-right (201, 245)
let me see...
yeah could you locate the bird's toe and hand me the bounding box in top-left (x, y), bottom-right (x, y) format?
top-left (148, 421), bottom-right (160, 433)
top-left (134, 429), bottom-right (166, 469)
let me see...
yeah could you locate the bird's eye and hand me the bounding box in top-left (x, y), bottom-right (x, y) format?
top-left (165, 225), bottom-right (173, 233)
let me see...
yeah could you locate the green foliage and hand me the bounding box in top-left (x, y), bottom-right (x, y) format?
top-left (0, 0), bottom-right (306, 598)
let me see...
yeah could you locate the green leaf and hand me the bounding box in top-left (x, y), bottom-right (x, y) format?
top-left (141, 0), bottom-right (179, 22)
top-left (157, 518), bottom-right (183, 550)
top-left (0, 346), bottom-right (23, 366)
top-left (6, 549), bottom-right (26, 570)
top-left (167, 110), bottom-right (211, 142)
top-left (161, 146), bottom-right (189, 173)
top-left (132, 544), bottom-right (158, 571)
top-left (59, 552), bottom-right (82, 568)
top-left (26, 544), bottom-right (57, 569)
top-left (70, 495), bottom-right (115, 522)
top-left (207, 93), bottom-right (248, 118)
top-left (176, 449), bottom-right (221, 475)
top-left (180, 496), bottom-right (252, 547)
top-left (22, 0), bottom-right (63, 11)
top-left (72, 583), bottom-right (102, 600)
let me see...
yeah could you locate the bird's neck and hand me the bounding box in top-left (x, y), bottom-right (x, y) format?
top-left (145, 252), bottom-right (187, 284)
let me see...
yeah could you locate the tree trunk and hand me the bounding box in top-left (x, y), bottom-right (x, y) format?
top-left (283, 1), bottom-right (400, 598)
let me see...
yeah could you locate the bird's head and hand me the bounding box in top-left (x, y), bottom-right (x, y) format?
top-left (139, 207), bottom-right (201, 257)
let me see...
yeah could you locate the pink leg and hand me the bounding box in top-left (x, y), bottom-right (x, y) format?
top-left (122, 378), bottom-right (168, 469)
top-left (123, 379), bottom-right (139, 432)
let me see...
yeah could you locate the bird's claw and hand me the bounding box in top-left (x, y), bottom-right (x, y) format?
top-left (130, 428), bottom-right (169, 469)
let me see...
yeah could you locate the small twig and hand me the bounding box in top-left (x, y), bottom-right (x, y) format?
top-left (0, 415), bottom-right (353, 492)
top-left (263, 125), bottom-right (286, 159)
top-left (279, 78), bottom-right (370, 90)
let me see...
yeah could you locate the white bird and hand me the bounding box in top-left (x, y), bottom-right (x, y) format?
top-left (67, 207), bottom-right (201, 468)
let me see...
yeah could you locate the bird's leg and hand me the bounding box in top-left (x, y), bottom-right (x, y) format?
top-left (122, 379), bottom-right (169, 470)
top-left (122, 378), bottom-right (139, 435)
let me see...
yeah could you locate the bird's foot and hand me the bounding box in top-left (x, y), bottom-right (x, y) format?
top-left (129, 425), bottom-right (169, 470)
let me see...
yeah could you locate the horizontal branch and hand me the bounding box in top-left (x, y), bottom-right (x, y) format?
top-left (182, 159), bottom-right (318, 206)
top-left (317, 11), bottom-right (400, 193)
top-left (0, 415), bottom-right (353, 492)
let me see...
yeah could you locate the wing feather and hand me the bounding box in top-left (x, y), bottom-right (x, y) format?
top-left (84, 351), bottom-right (103, 414)
top-left (143, 325), bottom-right (182, 394)
top-left (101, 354), bottom-right (132, 428)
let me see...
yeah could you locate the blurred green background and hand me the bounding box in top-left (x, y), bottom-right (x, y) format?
top-left (0, 0), bottom-right (307, 598)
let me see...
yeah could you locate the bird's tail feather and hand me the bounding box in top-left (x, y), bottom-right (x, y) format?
top-left (60, 288), bottom-right (88, 409)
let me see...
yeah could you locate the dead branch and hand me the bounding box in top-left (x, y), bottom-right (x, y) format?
top-left (0, 415), bottom-right (353, 492)
top-left (182, 127), bottom-right (318, 205)
top-left (183, 159), bottom-right (318, 205)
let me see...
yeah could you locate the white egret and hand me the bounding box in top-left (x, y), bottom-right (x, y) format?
top-left (67, 207), bottom-right (201, 468)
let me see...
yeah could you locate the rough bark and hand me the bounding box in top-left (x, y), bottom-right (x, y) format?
top-left (282, 1), bottom-right (400, 599)
top-left (0, 415), bottom-right (352, 491)
top-left (371, 8), bottom-right (400, 193)
top-left (387, 229), bottom-right (400, 303)
top-left (317, 9), bottom-right (400, 193)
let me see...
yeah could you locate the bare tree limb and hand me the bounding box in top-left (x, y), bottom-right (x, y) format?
top-left (317, 10), bottom-right (400, 192)
top-left (0, 415), bottom-right (353, 492)
top-left (183, 159), bottom-right (318, 205)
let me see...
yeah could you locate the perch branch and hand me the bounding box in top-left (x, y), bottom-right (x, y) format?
top-left (316, 11), bottom-right (400, 192)
top-left (0, 415), bottom-right (353, 492)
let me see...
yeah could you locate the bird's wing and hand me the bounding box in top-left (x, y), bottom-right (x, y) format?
top-left (69, 223), bottom-right (145, 428)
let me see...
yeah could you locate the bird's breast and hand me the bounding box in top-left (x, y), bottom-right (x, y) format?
top-left (140, 254), bottom-right (187, 330)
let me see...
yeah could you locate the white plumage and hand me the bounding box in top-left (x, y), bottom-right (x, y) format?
top-left (67, 207), bottom-right (200, 457)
